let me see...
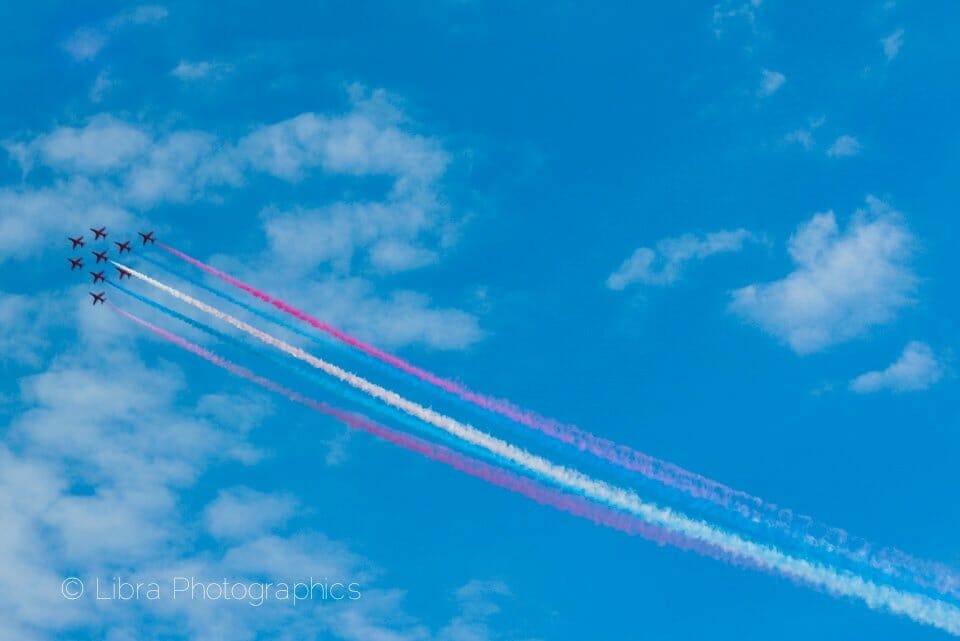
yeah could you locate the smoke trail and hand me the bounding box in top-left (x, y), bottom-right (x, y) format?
top-left (157, 241), bottom-right (960, 598)
top-left (138, 253), bottom-right (741, 522)
top-left (136, 253), bottom-right (406, 385)
top-left (108, 281), bottom-right (504, 465)
top-left (113, 260), bottom-right (960, 634)
top-left (138, 254), bottom-right (338, 346)
top-left (112, 302), bottom-right (738, 561)
top-left (110, 279), bottom-right (772, 562)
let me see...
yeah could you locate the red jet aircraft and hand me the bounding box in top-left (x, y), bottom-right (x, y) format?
top-left (90, 226), bottom-right (107, 240)
top-left (138, 230), bottom-right (156, 245)
top-left (69, 257), bottom-right (84, 270)
top-left (92, 250), bottom-right (109, 263)
top-left (90, 270), bottom-right (105, 284)
top-left (89, 292), bottom-right (106, 305)
top-left (115, 240), bottom-right (132, 254)
top-left (69, 236), bottom-right (85, 249)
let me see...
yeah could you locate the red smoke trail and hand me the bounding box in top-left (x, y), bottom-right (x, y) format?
top-left (112, 302), bottom-right (746, 566)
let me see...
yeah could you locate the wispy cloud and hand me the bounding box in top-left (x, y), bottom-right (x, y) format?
top-left (61, 5), bottom-right (168, 62)
top-left (171, 60), bottom-right (235, 81)
top-left (6, 114), bottom-right (152, 174)
top-left (730, 196), bottom-right (916, 353)
top-left (61, 28), bottom-right (108, 62)
top-left (785, 115), bottom-right (826, 150)
top-left (607, 228), bottom-right (758, 290)
top-left (113, 4), bottom-right (169, 26)
top-left (826, 134), bottom-right (862, 158)
top-left (436, 580), bottom-right (514, 641)
top-left (882, 28), bottom-right (905, 62)
top-left (758, 69), bottom-right (786, 97)
top-left (0, 291), bottom-right (62, 367)
top-left (1, 86), bottom-right (480, 351)
top-left (0, 317), bottom-right (520, 639)
top-left (850, 341), bottom-right (944, 393)
top-left (88, 69), bottom-right (115, 102)
top-left (712, 0), bottom-right (763, 39)
top-left (204, 488), bottom-right (298, 540)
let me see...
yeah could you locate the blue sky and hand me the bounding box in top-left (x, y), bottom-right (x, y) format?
top-left (0, 1), bottom-right (958, 639)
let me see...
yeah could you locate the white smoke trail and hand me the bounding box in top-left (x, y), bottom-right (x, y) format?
top-left (113, 260), bottom-right (960, 635)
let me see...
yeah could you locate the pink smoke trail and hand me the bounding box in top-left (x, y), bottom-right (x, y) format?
top-left (157, 242), bottom-right (960, 600)
top-left (110, 302), bottom-right (742, 566)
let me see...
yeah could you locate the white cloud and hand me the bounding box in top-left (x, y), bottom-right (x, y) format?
top-left (785, 115), bottom-right (826, 150)
top-left (0, 177), bottom-right (131, 261)
top-left (204, 488), bottom-right (298, 540)
top-left (7, 114), bottom-right (151, 174)
top-left (436, 580), bottom-right (513, 641)
top-left (223, 90), bottom-right (449, 190)
top-left (111, 5), bottom-right (168, 27)
top-left (712, 0), bottom-right (763, 38)
top-left (0, 291), bottom-right (63, 367)
top-left (758, 69), bottom-right (786, 97)
top-left (261, 201), bottom-right (439, 275)
top-left (826, 134), bottom-right (861, 158)
top-left (730, 196), bottom-right (916, 353)
top-left (850, 341), bottom-right (944, 393)
top-left (208, 88), bottom-right (477, 350)
top-left (786, 129), bottom-right (815, 149)
top-left (122, 130), bottom-right (218, 205)
top-left (89, 69), bottom-right (115, 103)
top-left (61, 28), bottom-right (108, 62)
top-left (209, 265), bottom-right (483, 350)
top-left (882, 28), bottom-right (905, 62)
top-left (607, 228), bottom-right (758, 290)
top-left (1, 87), bottom-right (480, 351)
top-left (171, 60), bottom-right (234, 81)
top-left (5, 88), bottom-right (447, 208)
top-left (61, 5), bottom-right (168, 62)
top-left (0, 333), bottom-right (260, 637)
top-left (0, 321), bottom-right (520, 640)
top-left (0, 76), bottom-right (519, 640)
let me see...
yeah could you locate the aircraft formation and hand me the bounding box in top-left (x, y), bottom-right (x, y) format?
top-left (66, 227), bottom-right (154, 305)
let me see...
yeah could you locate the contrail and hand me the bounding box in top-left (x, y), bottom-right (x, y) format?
top-left (113, 260), bottom-right (960, 634)
top-left (156, 242), bottom-right (960, 598)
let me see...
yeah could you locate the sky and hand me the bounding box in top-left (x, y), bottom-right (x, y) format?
top-left (0, 1), bottom-right (958, 639)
